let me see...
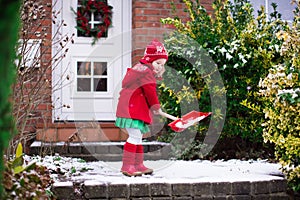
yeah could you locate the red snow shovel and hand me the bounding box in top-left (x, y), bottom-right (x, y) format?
top-left (161, 111), bottom-right (212, 132)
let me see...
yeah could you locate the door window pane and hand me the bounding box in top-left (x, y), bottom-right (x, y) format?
top-left (77, 78), bottom-right (91, 91)
top-left (76, 61), bottom-right (108, 92)
top-left (94, 78), bottom-right (107, 91)
top-left (94, 62), bottom-right (107, 75)
top-left (77, 62), bottom-right (91, 75)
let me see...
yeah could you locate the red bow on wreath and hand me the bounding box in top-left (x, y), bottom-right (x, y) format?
top-left (72, 0), bottom-right (113, 45)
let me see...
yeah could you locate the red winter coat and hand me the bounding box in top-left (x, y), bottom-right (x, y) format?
top-left (116, 63), bottom-right (161, 124)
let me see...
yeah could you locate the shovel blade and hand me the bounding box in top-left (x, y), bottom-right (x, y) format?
top-left (168, 111), bottom-right (212, 132)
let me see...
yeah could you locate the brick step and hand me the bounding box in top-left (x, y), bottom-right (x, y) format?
top-left (29, 141), bottom-right (172, 161)
top-left (51, 179), bottom-right (289, 199)
top-left (35, 122), bottom-right (128, 142)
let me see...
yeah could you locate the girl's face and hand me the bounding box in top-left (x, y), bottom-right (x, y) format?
top-left (152, 58), bottom-right (167, 75)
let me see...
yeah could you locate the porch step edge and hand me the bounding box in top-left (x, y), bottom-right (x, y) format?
top-left (29, 141), bottom-right (172, 161)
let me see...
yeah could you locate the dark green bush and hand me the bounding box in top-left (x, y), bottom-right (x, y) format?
top-left (0, 0), bottom-right (21, 196)
top-left (159, 0), bottom-right (288, 149)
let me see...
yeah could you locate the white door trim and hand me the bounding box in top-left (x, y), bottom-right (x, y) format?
top-left (52, 0), bottom-right (132, 122)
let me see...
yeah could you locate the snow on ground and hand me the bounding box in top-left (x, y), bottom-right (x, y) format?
top-left (24, 155), bottom-right (285, 184)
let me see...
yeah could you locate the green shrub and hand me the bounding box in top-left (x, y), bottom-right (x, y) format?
top-left (259, 9), bottom-right (300, 191)
top-left (157, 30), bottom-right (227, 161)
top-left (0, 0), bottom-right (21, 196)
top-left (2, 143), bottom-right (54, 199)
top-left (159, 0), bottom-right (287, 149)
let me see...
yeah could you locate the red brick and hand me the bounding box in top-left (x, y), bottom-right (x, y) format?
top-left (133, 1), bottom-right (148, 8)
top-left (143, 22), bottom-right (162, 28)
top-left (146, 2), bottom-right (166, 9)
top-left (37, 104), bottom-right (51, 111)
top-left (133, 8), bottom-right (144, 15)
top-left (134, 29), bottom-right (148, 35)
top-left (102, 128), bottom-right (120, 141)
top-left (146, 16), bottom-right (163, 22)
top-left (120, 130), bottom-right (128, 141)
top-left (144, 9), bottom-right (161, 15)
top-left (78, 128), bottom-right (104, 142)
top-left (57, 128), bottom-right (79, 142)
top-left (147, 28), bottom-right (167, 36)
top-left (36, 128), bottom-right (57, 142)
top-left (134, 15), bottom-right (147, 22)
top-left (133, 22), bottom-right (145, 28)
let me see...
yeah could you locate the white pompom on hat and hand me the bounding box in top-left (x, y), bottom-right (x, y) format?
top-left (140, 39), bottom-right (168, 64)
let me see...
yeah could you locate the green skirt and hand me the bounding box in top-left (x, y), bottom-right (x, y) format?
top-left (115, 117), bottom-right (150, 134)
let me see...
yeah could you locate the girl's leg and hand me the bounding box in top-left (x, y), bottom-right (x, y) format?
top-left (135, 144), bottom-right (153, 175)
top-left (125, 128), bottom-right (153, 175)
top-left (125, 128), bottom-right (143, 145)
top-left (120, 128), bottom-right (143, 176)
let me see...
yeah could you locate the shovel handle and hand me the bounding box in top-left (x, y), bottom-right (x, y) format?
top-left (160, 111), bottom-right (179, 121)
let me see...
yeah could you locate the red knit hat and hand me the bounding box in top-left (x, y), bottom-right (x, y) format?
top-left (140, 39), bottom-right (168, 64)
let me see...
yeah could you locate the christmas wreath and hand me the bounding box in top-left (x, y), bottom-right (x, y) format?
top-left (73, 0), bottom-right (113, 45)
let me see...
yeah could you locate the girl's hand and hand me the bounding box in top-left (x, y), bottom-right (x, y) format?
top-left (153, 109), bottom-right (179, 121)
top-left (154, 65), bottom-right (165, 78)
top-left (153, 108), bottom-right (163, 115)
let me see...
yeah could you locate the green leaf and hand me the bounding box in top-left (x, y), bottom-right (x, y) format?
top-left (20, 178), bottom-right (25, 187)
top-left (11, 156), bottom-right (23, 169)
top-left (13, 166), bottom-right (25, 174)
top-left (16, 142), bottom-right (23, 158)
top-left (71, 166), bottom-right (76, 174)
top-left (24, 161), bottom-right (36, 172)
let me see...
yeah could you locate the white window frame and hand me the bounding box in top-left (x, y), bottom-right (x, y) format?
top-left (16, 39), bottom-right (41, 68)
top-left (75, 60), bottom-right (110, 92)
top-left (51, 0), bottom-right (132, 121)
top-left (71, 56), bottom-right (114, 99)
top-left (250, 0), bottom-right (295, 23)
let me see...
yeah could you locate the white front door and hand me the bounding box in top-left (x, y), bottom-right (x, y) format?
top-left (52, 0), bottom-right (131, 121)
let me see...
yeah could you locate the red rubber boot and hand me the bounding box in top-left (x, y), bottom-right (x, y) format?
top-left (135, 145), bottom-right (153, 175)
top-left (121, 142), bottom-right (142, 176)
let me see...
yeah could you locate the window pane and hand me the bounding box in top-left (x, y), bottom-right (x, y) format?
top-left (250, 0), bottom-right (264, 16)
top-left (250, 0), bottom-right (295, 21)
top-left (94, 78), bottom-right (107, 91)
top-left (94, 62), bottom-right (107, 75)
top-left (77, 62), bottom-right (91, 75)
top-left (268, 0), bottom-right (295, 21)
top-left (77, 78), bottom-right (91, 91)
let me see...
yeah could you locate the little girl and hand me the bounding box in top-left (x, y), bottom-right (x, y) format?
top-left (115, 39), bottom-right (168, 176)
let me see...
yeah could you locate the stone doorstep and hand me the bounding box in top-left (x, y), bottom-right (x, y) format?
top-left (29, 141), bottom-right (172, 161)
top-left (51, 180), bottom-right (289, 200)
top-left (35, 126), bottom-right (128, 142)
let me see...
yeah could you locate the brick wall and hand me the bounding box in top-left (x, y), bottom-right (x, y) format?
top-left (30, 0), bottom-right (214, 144)
top-left (37, 0), bottom-right (214, 124)
top-left (16, 0), bottom-right (53, 134)
top-left (132, 0), bottom-right (213, 64)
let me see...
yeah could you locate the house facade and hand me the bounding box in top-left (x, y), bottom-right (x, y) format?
top-left (31, 0), bottom-right (294, 144)
top-left (31, 0), bottom-right (213, 144)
